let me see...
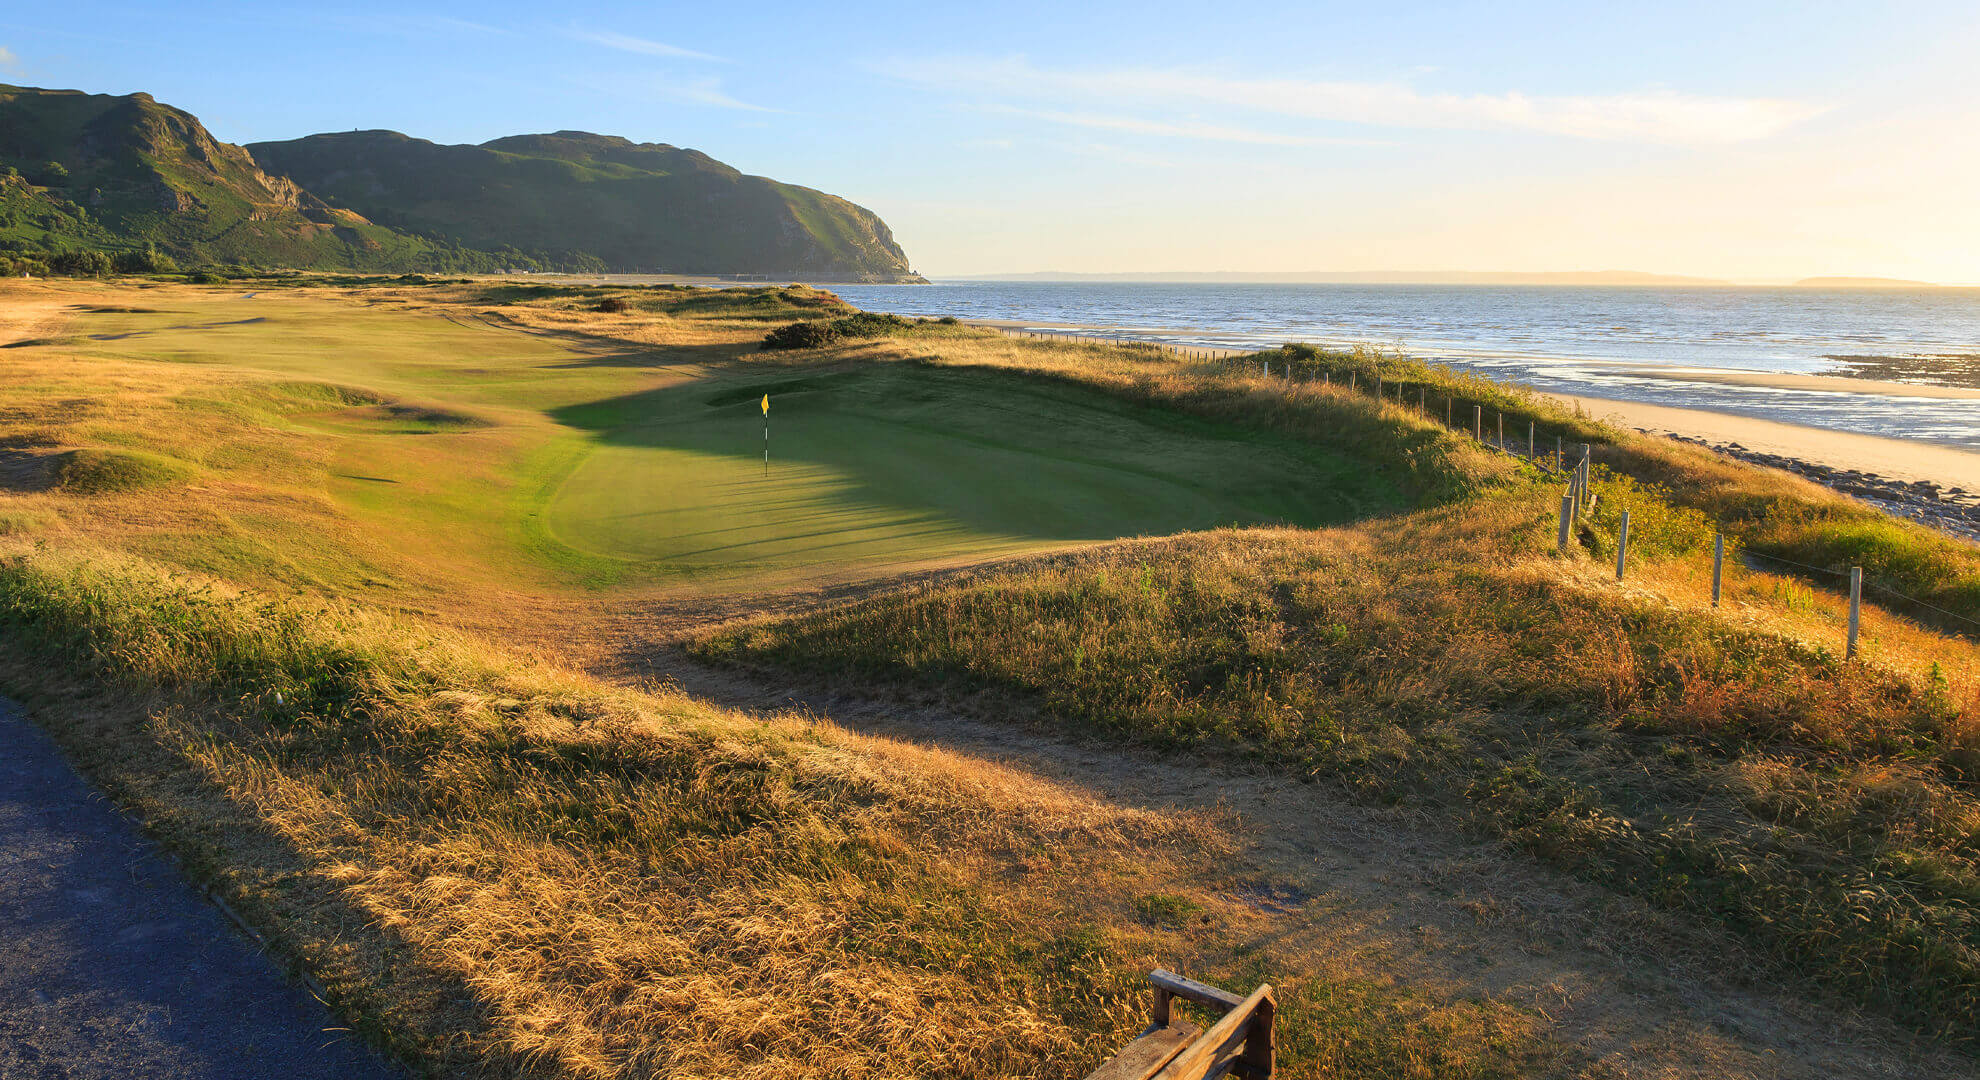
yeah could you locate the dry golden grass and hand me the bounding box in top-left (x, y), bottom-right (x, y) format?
top-left (2, 544), bottom-right (1614, 1079)
top-left (697, 479), bottom-right (1980, 1046)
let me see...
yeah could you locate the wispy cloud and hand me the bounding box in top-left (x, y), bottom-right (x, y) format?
top-left (331, 14), bottom-right (515, 38)
top-left (567, 28), bottom-right (726, 63)
top-left (981, 105), bottom-right (1387, 147)
top-left (884, 57), bottom-right (1825, 145)
top-left (677, 79), bottom-right (778, 112)
top-left (0, 46), bottom-right (17, 72)
top-left (568, 72), bottom-right (782, 114)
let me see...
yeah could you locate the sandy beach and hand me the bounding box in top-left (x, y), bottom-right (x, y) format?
top-left (1561, 393), bottom-right (1980, 492)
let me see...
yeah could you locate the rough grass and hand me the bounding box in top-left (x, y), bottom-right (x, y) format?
top-left (0, 545), bottom-right (1590, 1079)
top-left (696, 483), bottom-right (1980, 1046)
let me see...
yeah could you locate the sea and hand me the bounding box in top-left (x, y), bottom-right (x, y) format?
top-left (828, 282), bottom-right (1980, 451)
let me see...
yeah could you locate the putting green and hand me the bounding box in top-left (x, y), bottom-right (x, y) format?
top-left (544, 366), bottom-right (1401, 578)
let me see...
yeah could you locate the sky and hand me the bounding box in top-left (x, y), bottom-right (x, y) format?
top-left (5, 1), bottom-right (1979, 282)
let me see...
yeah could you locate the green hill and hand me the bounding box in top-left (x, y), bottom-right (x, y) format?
top-left (0, 84), bottom-right (512, 271)
top-left (248, 129), bottom-right (922, 280)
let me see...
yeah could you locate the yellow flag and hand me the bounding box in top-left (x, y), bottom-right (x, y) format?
top-left (761, 394), bottom-right (770, 416)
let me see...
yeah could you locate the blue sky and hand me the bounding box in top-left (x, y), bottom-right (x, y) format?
top-left (5, 2), bottom-right (1979, 280)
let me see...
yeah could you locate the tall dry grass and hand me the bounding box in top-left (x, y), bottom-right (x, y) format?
top-left (0, 545), bottom-right (1585, 1079)
top-left (697, 483), bottom-right (1980, 1045)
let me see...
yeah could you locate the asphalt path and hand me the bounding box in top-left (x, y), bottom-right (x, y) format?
top-left (0, 696), bottom-right (401, 1079)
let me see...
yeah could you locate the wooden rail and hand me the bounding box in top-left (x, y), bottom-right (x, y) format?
top-left (1085, 970), bottom-right (1275, 1080)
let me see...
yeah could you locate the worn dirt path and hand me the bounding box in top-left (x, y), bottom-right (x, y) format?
top-left (585, 618), bottom-right (1976, 1079)
top-left (0, 698), bottom-right (402, 1080)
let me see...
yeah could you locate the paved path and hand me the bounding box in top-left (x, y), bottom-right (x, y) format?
top-left (0, 697), bottom-right (401, 1079)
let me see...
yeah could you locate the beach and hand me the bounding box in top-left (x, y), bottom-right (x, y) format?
top-left (1560, 392), bottom-right (1980, 539)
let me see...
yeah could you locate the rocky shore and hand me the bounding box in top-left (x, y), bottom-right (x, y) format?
top-left (1660, 432), bottom-right (1980, 543)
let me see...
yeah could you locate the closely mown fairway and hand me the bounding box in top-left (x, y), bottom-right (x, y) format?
top-left (547, 366), bottom-right (1395, 577)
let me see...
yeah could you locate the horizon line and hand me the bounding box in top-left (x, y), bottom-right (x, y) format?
top-left (919, 270), bottom-right (1969, 288)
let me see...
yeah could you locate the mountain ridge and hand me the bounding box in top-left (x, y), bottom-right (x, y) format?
top-left (0, 84), bottom-right (508, 270)
top-left (0, 84), bottom-right (921, 279)
top-left (249, 128), bottom-right (922, 280)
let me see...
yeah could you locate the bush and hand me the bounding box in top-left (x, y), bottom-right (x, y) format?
top-left (760, 312), bottom-right (915, 351)
top-left (188, 271), bottom-right (226, 285)
top-left (595, 296), bottom-right (631, 314)
top-left (1586, 466), bottom-right (1722, 561)
top-left (112, 246), bottom-right (179, 275)
top-left (47, 249), bottom-right (113, 278)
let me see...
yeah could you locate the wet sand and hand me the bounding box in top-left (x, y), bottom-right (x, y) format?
top-left (1605, 366), bottom-right (1980, 400)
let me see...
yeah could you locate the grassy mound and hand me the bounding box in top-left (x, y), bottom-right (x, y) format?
top-left (698, 483), bottom-right (1980, 1045)
top-left (56, 447), bottom-right (196, 494)
top-left (543, 365), bottom-right (1411, 580)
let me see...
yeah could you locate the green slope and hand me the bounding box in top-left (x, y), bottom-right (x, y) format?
top-left (543, 366), bottom-right (1393, 580)
top-left (248, 129), bottom-right (921, 280)
top-left (0, 84), bottom-right (511, 271)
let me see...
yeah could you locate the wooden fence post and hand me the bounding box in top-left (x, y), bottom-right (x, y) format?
top-left (1848, 566), bottom-right (1862, 659)
top-left (1473, 405), bottom-right (1482, 440)
top-left (1555, 435), bottom-right (1562, 470)
top-left (1528, 420), bottom-right (1535, 458)
top-left (1419, 386), bottom-right (1426, 413)
top-left (1558, 494), bottom-right (1573, 553)
top-left (1712, 534), bottom-right (1724, 606)
top-left (1350, 372), bottom-right (1357, 392)
top-left (1497, 411), bottom-right (1504, 448)
top-left (1239, 992), bottom-right (1277, 1079)
top-left (1615, 511), bottom-right (1631, 580)
top-left (1445, 397), bottom-right (1452, 426)
top-left (1377, 377), bottom-right (1383, 401)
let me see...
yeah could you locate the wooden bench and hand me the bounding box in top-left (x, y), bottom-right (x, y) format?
top-left (1084, 970), bottom-right (1275, 1080)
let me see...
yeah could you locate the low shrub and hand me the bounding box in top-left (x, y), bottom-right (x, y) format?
top-left (761, 312), bottom-right (924, 351)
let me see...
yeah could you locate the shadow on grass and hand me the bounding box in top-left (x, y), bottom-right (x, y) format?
top-left (544, 363), bottom-right (1407, 559)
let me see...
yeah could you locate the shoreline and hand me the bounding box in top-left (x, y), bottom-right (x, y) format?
top-left (1599, 365), bottom-right (1980, 400)
top-left (1563, 393), bottom-right (1980, 541)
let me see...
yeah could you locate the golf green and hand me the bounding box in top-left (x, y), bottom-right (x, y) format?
top-left (544, 366), bottom-right (1400, 578)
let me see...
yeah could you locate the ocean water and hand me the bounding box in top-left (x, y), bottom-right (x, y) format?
top-left (829, 282), bottom-right (1980, 451)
